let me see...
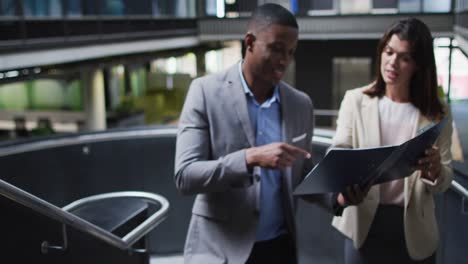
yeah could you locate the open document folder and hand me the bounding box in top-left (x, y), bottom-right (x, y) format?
top-left (293, 117), bottom-right (448, 195)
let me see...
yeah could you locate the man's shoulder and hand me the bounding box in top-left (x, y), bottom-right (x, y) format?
top-left (192, 64), bottom-right (237, 88)
top-left (280, 82), bottom-right (312, 106)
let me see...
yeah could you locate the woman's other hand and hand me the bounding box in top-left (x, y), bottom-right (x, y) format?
top-left (337, 182), bottom-right (372, 207)
top-left (417, 145), bottom-right (441, 182)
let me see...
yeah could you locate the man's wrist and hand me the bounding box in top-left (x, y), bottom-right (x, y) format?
top-left (245, 147), bottom-right (257, 170)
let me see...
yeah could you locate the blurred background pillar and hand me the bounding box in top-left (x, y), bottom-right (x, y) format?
top-left (195, 49), bottom-right (207, 77)
top-left (82, 67), bottom-right (107, 131)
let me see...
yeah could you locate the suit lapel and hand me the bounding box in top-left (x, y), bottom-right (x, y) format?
top-left (279, 84), bottom-right (295, 197)
top-left (279, 83), bottom-right (294, 144)
top-left (226, 65), bottom-right (255, 147)
top-left (279, 84), bottom-right (295, 229)
top-left (361, 95), bottom-right (381, 197)
top-left (361, 95), bottom-right (381, 148)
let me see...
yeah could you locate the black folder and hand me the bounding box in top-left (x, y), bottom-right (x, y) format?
top-left (293, 117), bottom-right (448, 195)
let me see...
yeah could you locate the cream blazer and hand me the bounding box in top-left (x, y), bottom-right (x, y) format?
top-left (331, 86), bottom-right (453, 260)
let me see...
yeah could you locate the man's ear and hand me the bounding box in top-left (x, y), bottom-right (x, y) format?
top-left (245, 32), bottom-right (255, 52)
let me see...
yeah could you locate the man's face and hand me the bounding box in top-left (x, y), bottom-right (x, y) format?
top-left (247, 24), bottom-right (298, 86)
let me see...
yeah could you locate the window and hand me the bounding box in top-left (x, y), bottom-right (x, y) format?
top-left (423, 0), bottom-right (451, 13)
top-left (332, 58), bottom-right (372, 110)
top-left (340, 0), bottom-right (371, 14)
top-left (373, 0), bottom-right (397, 9)
top-left (372, 0), bottom-right (397, 14)
top-left (0, 0), bottom-right (16, 16)
top-left (23, 0), bottom-right (62, 17)
top-left (398, 0), bottom-right (421, 13)
top-left (66, 0), bottom-right (82, 16)
top-left (100, 0), bottom-right (124, 15)
top-left (449, 48), bottom-right (468, 100)
top-left (434, 38), bottom-right (468, 100)
top-left (307, 0), bottom-right (337, 15)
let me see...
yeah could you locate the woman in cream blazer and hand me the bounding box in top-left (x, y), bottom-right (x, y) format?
top-left (331, 18), bottom-right (453, 264)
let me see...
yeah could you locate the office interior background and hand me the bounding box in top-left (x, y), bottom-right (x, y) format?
top-left (0, 1), bottom-right (467, 263)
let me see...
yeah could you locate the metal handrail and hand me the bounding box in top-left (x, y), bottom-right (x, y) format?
top-left (452, 165), bottom-right (468, 199)
top-left (63, 191), bottom-right (170, 247)
top-left (0, 178), bottom-right (169, 251)
top-left (451, 180), bottom-right (468, 199)
top-left (0, 127), bottom-right (177, 157)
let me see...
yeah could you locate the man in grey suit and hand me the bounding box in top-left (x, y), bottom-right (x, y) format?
top-left (175, 3), bottom-right (359, 264)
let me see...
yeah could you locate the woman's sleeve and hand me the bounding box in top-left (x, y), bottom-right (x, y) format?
top-left (332, 91), bottom-right (355, 149)
top-left (423, 113), bottom-right (453, 193)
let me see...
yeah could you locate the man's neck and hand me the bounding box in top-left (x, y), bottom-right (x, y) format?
top-left (242, 64), bottom-right (275, 104)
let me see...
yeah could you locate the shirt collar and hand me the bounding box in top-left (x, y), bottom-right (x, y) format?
top-left (238, 60), bottom-right (281, 104)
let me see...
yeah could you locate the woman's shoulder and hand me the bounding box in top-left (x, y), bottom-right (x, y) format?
top-left (343, 83), bottom-right (374, 101)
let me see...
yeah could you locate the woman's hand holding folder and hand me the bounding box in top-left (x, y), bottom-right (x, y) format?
top-left (416, 145), bottom-right (441, 183)
top-left (337, 179), bottom-right (373, 207)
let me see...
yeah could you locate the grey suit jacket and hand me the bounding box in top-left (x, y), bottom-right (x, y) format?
top-left (174, 64), bottom-right (314, 264)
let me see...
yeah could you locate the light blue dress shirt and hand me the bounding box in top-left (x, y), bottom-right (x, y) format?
top-left (238, 62), bottom-right (286, 241)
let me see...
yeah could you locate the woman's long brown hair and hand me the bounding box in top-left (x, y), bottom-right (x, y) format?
top-left (364, 18), bottom-right (445, 120)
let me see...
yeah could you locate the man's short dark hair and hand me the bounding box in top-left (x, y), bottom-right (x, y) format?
top-left (248, 3), bottom-right (298, 32)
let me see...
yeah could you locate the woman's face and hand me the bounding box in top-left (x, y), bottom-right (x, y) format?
top-left (380, 34), bottom-right (417, 89)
